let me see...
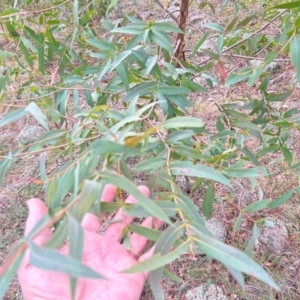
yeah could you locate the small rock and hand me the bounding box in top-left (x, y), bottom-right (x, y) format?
top-left (185, 284), bottom-right (227, 300)
top-left (17, 125), bottom-right (46, 145)
top-left (206, 218), bottom-right (227, 242)
top-left (249, 60), bottom-right (281, 73)
top-left (255, 218), bottom-right (288, 255)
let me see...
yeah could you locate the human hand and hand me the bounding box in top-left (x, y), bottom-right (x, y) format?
top-left (18, 184), bottom-right (163, 300)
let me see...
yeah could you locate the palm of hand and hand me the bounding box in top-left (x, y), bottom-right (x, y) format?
top-left (17, 185), bottom-right (161, 300)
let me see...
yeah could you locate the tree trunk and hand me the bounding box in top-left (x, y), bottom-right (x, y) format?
top-left (175, 0), bottom-right (189, 64)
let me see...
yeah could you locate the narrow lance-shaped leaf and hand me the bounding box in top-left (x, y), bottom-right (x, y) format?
top-left (161, 116), bottom-right (203, 129)
top-left (243, 199), bottom-right (272, 213)
top-left (28, 241), bottom-right (103, 279)
top-left (26, 102), bottom-right (49, 131)
top-left (0, 251), bottom-right (25, 300)
top-left (202, 184), bottom-right (215, 219)
top-left (268, 189), bottom-right (294, 209)
top-left (68, 213), bottom-right (84, 300)
top-left (170, 161), bottom-right (232, 187)
top-left (244, 223), bottom-right (260, 257)
top-left (122, 242), bottom-right (189, 274)
top-left (233, 213), bottom-right (243, 232)
top-left (101, 170), bottom-right (171, 224)
top-left (189, 222), bottom-right (278, 290)
top-left (0, 108), bottom-right (26, 127)
top-left (149, 223), bottom-right (186, 298)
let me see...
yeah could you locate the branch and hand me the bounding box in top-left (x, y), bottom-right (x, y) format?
top-left (199, 9), bottom-right (288, 65)
top-left (154, 0), bottom-right (178, 22)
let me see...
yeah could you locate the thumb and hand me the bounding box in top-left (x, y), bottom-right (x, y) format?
top-left (25, 198), bottom-right (52, 246)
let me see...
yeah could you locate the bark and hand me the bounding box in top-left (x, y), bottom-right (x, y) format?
top-left (175, 0), bottom-right (189, 64)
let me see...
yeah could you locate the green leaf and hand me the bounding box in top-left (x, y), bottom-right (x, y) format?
top-left (200, 48), bottom-right (219, 60)
top-left (265, 91), bottom-right (292, 102)
top-left (134, 157), bottom-right (166, 171)
top-left (175, 194), bottom-right (205, 225)
top-left (290, 35), bottom-right (300, 84)
top-left (256, 145), bottom-right (280, 157)
top-left (189, 222), bottom-right (279, 290)
top-left (191, 32), bottom-right (210, 58)
top-left (243, 199), bottom-right (272, 212)
top-left (150, 29), bottom-right (174, 54)
top-left (269, 0), bottom-right (300, 9)
top-left (231, 120), bottom-right (261, 132)
top-left (164, 269), bottom-right (184, 283)
top-left (202, 23), bottom-right (224, 33)
top-left (224, 167), bottom-right (267, 178)
top-left (239, 147), bottom-right (260, 166)
top-left (129, 224), bottom-right (162, 241)
top-left (101, 170), bottom-right (171, 224)
top-left (235, 14), bottom-right (256, 29)
top-left (172, 145), bottom-right (201, 159)
top-left (142, 55), bottom-right (158, 76)
top-left (151, 22), bottom-right (183, 33)
top-left (106, 0), bottom-right (119, 15)
top-left (149, 223), bottom-right (185, 298)
top-left (38, 45), bottom-right (45, 74)
top-left (123, 241), bottom-right (189, 273)
top-left (25, 102), bottom-right (49, 131)
top-left (68, 213), bottom-right (83, 300)
top-left (68, 213), bottom-right (84, 260)
top-left (89, 140), bottom-right (141, 156)
top-left (202, 185), bottom-right (215, 219)
top-left (159, 86), bottom-right (190, 96)
top-left (161, 116), bottom-right (203, 129)
top-left (123, 81), bottom-right (157, 102)
top-left (71, 180), bottom-right (105, 221)
top-left (0, 251), bottom-right (24, 299)
top-left (281, 147), bottom-right (293, 165)
top-left (0, 8), bottom-right (19, 17)
top-left (0, 108), bottom-right (26, 127)
top-left (87, 39), bottom-right (117, 51)
top-left (170, 161), bottom-right (232, 187)
top-left (225, 16), bottom-right (239, 32)
top-left (0, 152), bottom-right (13, 187)
top-left (111, 24), bottom-right (145, 35)
top-left (123, 202), bottom-right (177, 218)
top-left (28, 241), bottom-right (103, 279)
top-left (268, 190), bottom-right (294, 209)
top-left (109, 50), bottom-right (132, 72)
top-left (19, 40), bottom-right (33, 68)
top-left (233, 213), bottom-right (243, 232)
top-left (166, 130), bottom-right (195, 142)
top-left (244, 223), bottom-right (260, 257)
top-left (225, 69), bottom-right (251, 85)
top-left (265, 51), bottom-right (278, 64)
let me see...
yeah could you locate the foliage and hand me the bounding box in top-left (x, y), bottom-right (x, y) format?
top-left (1, 0), bottom-right (300, 298)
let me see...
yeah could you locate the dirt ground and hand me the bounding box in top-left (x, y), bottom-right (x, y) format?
top-left (1, 0), bottom-right (300, 299)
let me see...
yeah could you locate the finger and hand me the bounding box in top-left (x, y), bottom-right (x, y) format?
top-left (101, 183), bottom-right (117, 202)
top-left (103, 185), bottom-right (150, 242)
top-left (81, 213), bottom-right (102, 232)
top-left (129, 217), bottom-right (164, 257)
top-left (25, 198), bottom-right (51, 246)
top-left (81, 184), bottom-right (117, 233)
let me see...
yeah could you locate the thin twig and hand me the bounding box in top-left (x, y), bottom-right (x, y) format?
top-left (154, 0), bottom-right (178, 22)
top-left (199, 9), bottom-right (288, 65)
